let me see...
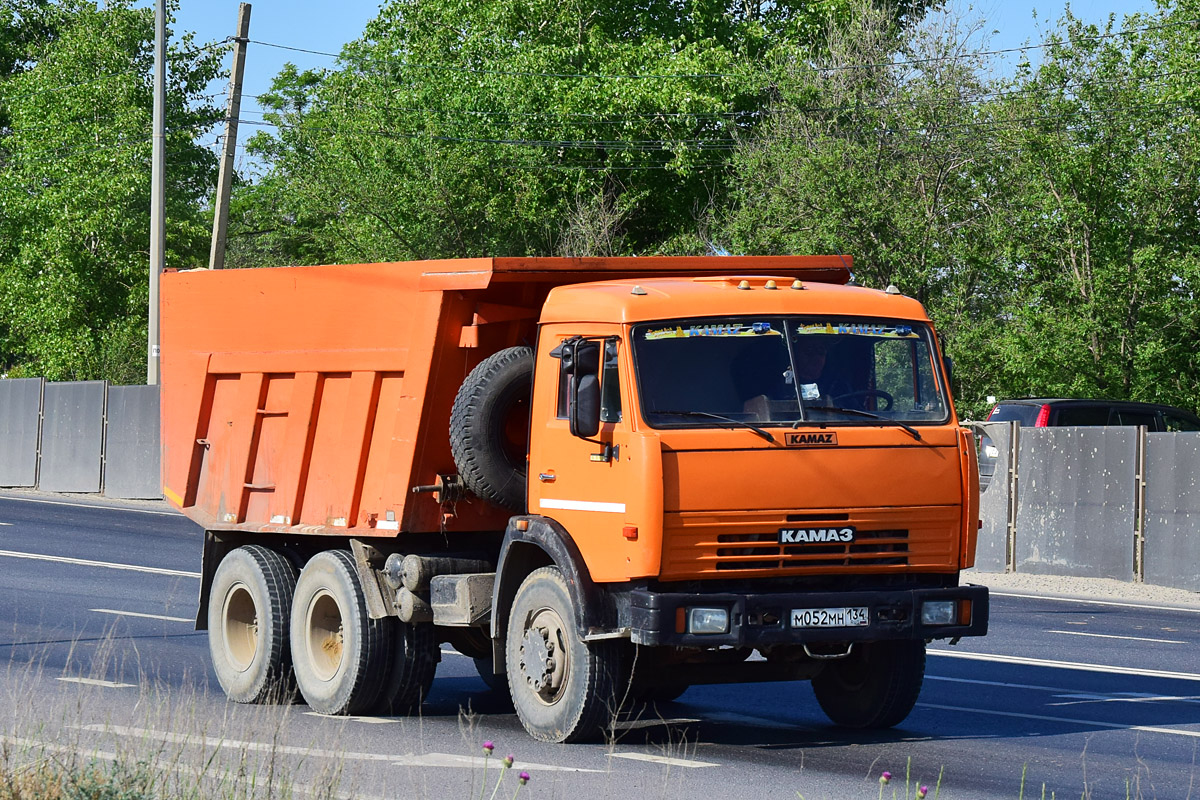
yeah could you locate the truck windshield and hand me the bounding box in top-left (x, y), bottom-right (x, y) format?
top-left (633, 317), bottom-right (950, 428)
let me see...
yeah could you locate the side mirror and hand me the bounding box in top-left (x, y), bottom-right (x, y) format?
top-left (943, 355), bottom-right (955, 392)
top-left (567, 340), bottom-right (601, 438)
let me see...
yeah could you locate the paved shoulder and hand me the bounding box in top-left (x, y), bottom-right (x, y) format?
top-left (966, 570), bottom-right (1200, 610)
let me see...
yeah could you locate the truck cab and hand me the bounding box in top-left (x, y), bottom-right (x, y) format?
top-left (494, 275), bottom-right (986, 738)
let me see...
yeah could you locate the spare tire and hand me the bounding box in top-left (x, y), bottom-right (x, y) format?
top-left (449, 346), bottom-right (533, 511)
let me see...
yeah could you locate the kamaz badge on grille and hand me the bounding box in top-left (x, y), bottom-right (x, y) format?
top-left (779, 527), bottom-right (856, 544)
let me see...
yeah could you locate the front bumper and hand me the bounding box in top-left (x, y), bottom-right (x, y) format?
top-left (629, 584), bottom-right (989, 647)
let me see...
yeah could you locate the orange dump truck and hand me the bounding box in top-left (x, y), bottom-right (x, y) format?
top-left (161, 256), bottom-right (987, 742)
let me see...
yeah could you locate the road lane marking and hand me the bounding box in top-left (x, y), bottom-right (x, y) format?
top-left (929, 675), bottom-right (1200, 704)
top-left (610, 752), bottom-right (718, 768)
top-left (0, 549), bottom-right (199, 578)
top-left (0, 522), bottom-right (12, 526)
top-left (1051, 692), bottom-right (1200, 706)
top-left (985, 589), bottom-right (1200, 614)
top-left (90, 608), bottom-right (192, 623)
top-left (304, 712), bottom-right (397, 724)
top-left (73, 725), bottom-right (601, 772)
top-left (0, 495), bottom-right (180, 516)
top-left (929, 649), bottom-right (1200, 682)
top-left (58, 677), bottom-right (136, 688)
top-left (1046, 629), bottom-right (1186, 644)
top-left (917, 702), bottom-right (1200, 739)
top-left (613, 717), bottom-right (703, 731)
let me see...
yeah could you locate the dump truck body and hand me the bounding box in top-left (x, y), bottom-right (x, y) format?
top-left (161, 256), bottom-right (987, 743)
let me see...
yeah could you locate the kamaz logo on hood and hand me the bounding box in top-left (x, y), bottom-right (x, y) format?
top-left (785, 432), bottom-right (838, 447)
top-left (778, 527), bottom-right (856, 544)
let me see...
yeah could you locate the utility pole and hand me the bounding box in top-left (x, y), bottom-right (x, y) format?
top-left (209, 3), bottom-right (251, 270)
top-left (147, 0), bottom-right (166, 385)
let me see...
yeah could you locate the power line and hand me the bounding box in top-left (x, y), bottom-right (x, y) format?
top-left (245, 17), bottom-right (1200, 80)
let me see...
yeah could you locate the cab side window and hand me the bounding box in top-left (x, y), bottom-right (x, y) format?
top-left (600, 338), bottom-right (622, 423)
top-left (556, 336), bottom-right (622, 422)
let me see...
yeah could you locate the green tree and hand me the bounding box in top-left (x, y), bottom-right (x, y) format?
top-left (981, 4), bottom-right (1200, 413)
top-left (0, 0), bottom-right (222, 382)
top-left (228, 0), bottom-right (939, 267)
top-left (721, 1), bottom-right (1008, 415)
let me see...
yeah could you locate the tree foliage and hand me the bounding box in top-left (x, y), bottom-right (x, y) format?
top-left (721, 0), bottom-right (1200, 417)
top-left (0, 0), bottom-right (221, 382)
top-left (226, 0), bottom-right (937, 267)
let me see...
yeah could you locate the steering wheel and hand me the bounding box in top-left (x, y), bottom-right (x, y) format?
top-left (832, 389), bottom-right (894, 411)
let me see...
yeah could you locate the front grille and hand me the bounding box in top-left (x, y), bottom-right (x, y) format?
top-left (661, 507), bottom-right (959, 579)
top-left (714, 529), bottom-right (909, 570)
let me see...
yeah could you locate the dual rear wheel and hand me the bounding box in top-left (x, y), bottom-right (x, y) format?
top-left (208, 547), bottom-right (437, 715)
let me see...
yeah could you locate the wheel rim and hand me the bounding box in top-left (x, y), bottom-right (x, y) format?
top-left (305, 588), bottom-right (345, 682)
top-left (518, 605), bottom-right (569, 706)
top-left (221, 581), bottom-right (258, 673)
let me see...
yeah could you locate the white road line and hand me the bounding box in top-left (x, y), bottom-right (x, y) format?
top-left (928, 675), bottom-right (1200, 703)
top-left (1046, 629), bottom-right (1187, 644)
top-left (0, 522), bottom-right (12, 526)
top-left (986, 589), bottom-right (1200, 614)
top-left (0, 549), bottom-right (199, 578)
top-left (0, 494), bottom-right (179, 516)
top-left (73, 725), bottom-right (600, 772)
top-left (613, 717), bottom-right (702, 731)
top-left (928, 649), bottom-right (1200, 682)
top-left (58, 677), bottom-right (136, 689)
top-left (1051, 692), bottom-right (1200, 705)
top-left (90, 608), bottom-right (193, 623)
top-left (610, 752), bottom-right (718, 768)
top-left (303, 712), bottom-right (397, 724)
top-left (917, 702), bottom-right (1200, 739)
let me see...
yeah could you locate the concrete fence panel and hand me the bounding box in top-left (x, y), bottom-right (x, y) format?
top-left (1143, 432), bottom-right (1200, 592)
top-left (970, 422), bottom-right (1013, 573)
top-left (1013, 427), bottom-right (1136, 579)
top-left (0, 378), bottom-right (43, 487)
top-left (39, 381), bottom-right (106, 493)
top-left (104, 385), bottom-right (162, 500)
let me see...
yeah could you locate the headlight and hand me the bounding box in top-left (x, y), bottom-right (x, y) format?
top-left (687, 607), bottom-right (730, 635)
top-left (921, 600), bottom-right (957, 626)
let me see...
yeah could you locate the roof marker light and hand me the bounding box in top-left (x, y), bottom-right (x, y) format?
top-left (765, 280), bottom-right (778, 290)
top-left (791, 279), bottom-right (805, 290)
top-left (886, 284), bottom-right (902, 295)
top-left (737, 280), bottom-right (751, 290)
top-left (631, 285), bottom-right (648, 296)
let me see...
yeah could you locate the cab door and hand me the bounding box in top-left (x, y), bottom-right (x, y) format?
top-left (527, 327), bottom-right (662, 582)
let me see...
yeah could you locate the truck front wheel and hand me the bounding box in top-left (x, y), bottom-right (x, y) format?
top-left (506, 567), bottom-right (623, 743)
top-left (811, 640), bottom-right (925, 729)
top-left (290, 550), bottom-right (391, 715)
top-left (208, 545), bottom-right (298, 703)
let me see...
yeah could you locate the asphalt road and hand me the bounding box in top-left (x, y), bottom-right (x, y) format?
top-left (2, 491), bottom-right (1198, 800)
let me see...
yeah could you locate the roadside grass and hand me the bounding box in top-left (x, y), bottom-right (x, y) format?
top-left (1, 625), bottom-right (1179, 800)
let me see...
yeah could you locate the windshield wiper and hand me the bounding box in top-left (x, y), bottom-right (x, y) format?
top-left (652, 410), bottom-right (776, 443)
top-left (795, 407), bottom-right (923, 441)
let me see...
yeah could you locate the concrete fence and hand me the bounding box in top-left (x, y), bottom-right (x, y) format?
top-left (0, 378), bottom-right (161, 500)
top-left (970, 421), bottom-right (1200, 593)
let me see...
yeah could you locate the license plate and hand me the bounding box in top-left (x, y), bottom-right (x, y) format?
top-left (791, 606), bottom-right (869, 628)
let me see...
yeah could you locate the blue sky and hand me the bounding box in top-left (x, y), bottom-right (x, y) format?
top-left (155, 0), bottom-right (1158, 165)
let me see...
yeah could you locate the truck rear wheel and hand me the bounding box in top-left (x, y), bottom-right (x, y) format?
top-left (208, 545), bottom-right (298, 704)
top-left (506, 567), bottom-right (623, 743)
top-left (811, 640), bottom-right (925, 729)
top-left (449, 346), bottom-right (533, 511)
top-left (290, 550), bottom-right (391, 716)
top-left (371, 619), bottom-right (439, 714)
